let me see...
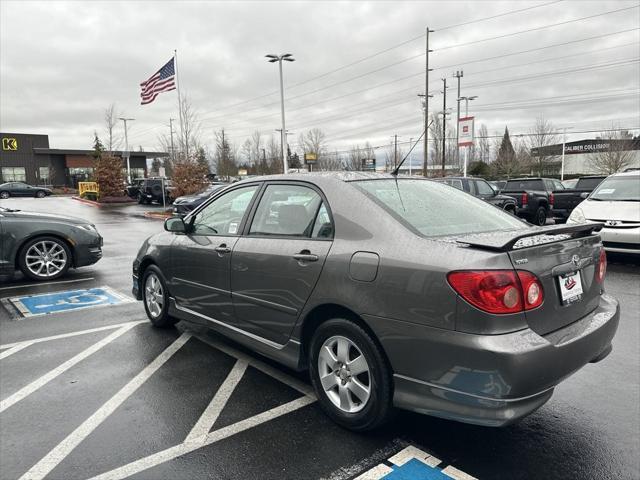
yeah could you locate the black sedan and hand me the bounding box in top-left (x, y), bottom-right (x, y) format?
top-left (0, 206), bottom-right (102, 280)
top-left (172, 183), bottom-right (228, 214)
top-left (0, 182), bottom-right (52, 199)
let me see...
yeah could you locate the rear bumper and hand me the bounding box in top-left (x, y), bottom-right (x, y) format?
top-left (365, 293), bottom-right (620, 426)
top-left (551, 208), bottom-right (570, 221)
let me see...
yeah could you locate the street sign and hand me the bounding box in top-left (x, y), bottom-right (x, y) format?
top-left (304, 153), bottom-right (317, 164)
top-left (361, 158), bottom-right (376, 171)
top-left (8, 286), bottom-right (133, 317)
top-left (458, 117), bottom-right (474, 146)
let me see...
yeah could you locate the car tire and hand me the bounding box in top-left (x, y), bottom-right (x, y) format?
top-left (309, 318), bottom-right (393, 431)
top-left (141, 265), bottom-right (177, 328)
top-left (35, 190), bottom-right (46, 198)
top-left (534, 206), bottom-right (547, 226)
top-left (137, 193), bottom-right (145, 205)
top-left (19, 236), bottom-right (71, 281)
top-left (0, 191), bottom-right (9, 199)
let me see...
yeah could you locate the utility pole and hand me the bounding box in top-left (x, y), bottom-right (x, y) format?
top-left (423, 27), bottom-right (434, 177)
top-left (262, 148), bottom-right (267, 175)
top-left (118, 117), bottom-right (135, 183)
top-left (394, 134), bottom-right (398, 169)
top-left (221, 128), bottom-right (226, 174)
top-left (409, 137), bottom-right (413, 176)
top-left (169, 118), bottom-right (176, 164)
top-left (441, 78), bottom-right (447, 177)
top-left (453, 70), bottom-right (463, 169)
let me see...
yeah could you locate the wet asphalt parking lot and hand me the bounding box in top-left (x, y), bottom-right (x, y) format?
top-left (0, 196), bottom-right (638, 480)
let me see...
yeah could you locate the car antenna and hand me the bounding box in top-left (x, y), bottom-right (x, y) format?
top-left (391, 121), bottom-right (431, 176)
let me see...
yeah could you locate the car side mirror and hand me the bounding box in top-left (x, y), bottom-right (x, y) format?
top-left (580, 192), bottom-right (589, 199)
top-left (165, 217), bottom-right (186, 233)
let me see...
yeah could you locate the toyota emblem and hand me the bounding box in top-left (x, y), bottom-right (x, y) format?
top-left (605, 220), bottom-right (621, 227)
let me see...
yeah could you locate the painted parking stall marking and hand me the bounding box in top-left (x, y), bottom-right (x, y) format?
top-left (7, 286), bottom-right (133, 317)
top-left (355, 446), bottom-right (477, 480)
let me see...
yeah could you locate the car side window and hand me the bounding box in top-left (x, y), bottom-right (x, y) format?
top-left (191, 185), bottom-right (258, 236)
top-left (448, 179), bottom-right (463, 190)
top-left (249, 184), bottom-right (323, 237)
top-left (475, 180), bottom-right (494, 195)
top-left (311, 203), bottom-right (334, 239)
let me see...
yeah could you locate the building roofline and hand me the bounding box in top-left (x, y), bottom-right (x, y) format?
top-left (33, 148), bottom-right (168, 157)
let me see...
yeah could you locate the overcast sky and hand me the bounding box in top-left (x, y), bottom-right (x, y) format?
top-left (1, 0), bottom-right (639, 163)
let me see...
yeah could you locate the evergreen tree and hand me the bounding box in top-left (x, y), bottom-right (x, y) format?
top-left (92, 132), bottom-right (104, 160)
top-left (493, 127), bottom-right (521, 177)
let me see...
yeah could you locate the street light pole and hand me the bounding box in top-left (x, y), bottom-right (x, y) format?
top-left (457, 96), bottom-right (477, 178)
top-left (266, 53), bottom-right (295, 174)
top-left (118, 117), bottom-right (135, 183)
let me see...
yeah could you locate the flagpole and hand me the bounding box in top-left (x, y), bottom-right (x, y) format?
top-left (174, 49), bottom-right (185, 160)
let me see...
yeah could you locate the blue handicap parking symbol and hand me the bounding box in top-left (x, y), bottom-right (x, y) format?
top-left (382, 458), bottom-right (452, 480)
top-left (9, 286), bottom-right (132, 317)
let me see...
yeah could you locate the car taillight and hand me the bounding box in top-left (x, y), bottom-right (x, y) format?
top-left (549, 192), bottom-right (554, 208)
top-left (521, 193), bottom-right (528, 206)
top-left (447, 270), bottom-right (544, 314)
top-left (596, 249), bottom-right (607, 283)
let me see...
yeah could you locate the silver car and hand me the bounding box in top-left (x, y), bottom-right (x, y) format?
top-left (568, 171), bottom-right (640, 254)
top-left (132, 173), bottom-right (619, 431)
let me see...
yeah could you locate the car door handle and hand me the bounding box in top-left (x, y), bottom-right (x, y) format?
top-left (215, 245), bottom-right (231, 254)
top-left (293, 251), bottom-right (319, 262)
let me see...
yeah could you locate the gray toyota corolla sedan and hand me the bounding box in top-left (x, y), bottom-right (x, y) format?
top-left (132, 173), bottom-right (619, 431)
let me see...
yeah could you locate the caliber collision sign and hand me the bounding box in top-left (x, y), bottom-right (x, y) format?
top-left (458, 117), bottom-right (474, 147)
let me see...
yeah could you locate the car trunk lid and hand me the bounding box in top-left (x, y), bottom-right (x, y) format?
top-left (455, 223), bottom-right (604, 335)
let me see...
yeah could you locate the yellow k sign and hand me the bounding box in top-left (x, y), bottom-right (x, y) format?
top-left (2, 138), bottom-right (18, 150)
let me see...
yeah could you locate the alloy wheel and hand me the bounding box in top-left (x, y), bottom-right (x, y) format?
top-left (25, 240), bottom-right (68, 278)
top-left (145, 273), bottom-right (164, 318)
top-left (317, 335), bottom-right (371, 413)
top-left (0, 191), bottom-right (9, 199)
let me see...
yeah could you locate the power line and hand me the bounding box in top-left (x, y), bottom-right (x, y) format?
top-left (207, 42), bottom-right (638, 134)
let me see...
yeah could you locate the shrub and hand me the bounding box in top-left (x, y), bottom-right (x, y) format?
top-left (94, 155), bottom-right (125, 199)
top-left (171, 160), bottom-right (209, 197)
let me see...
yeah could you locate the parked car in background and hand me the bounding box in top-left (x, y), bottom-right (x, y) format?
top-left (490, 180), bottom-right (507, 191)
top-left (0, 206), bottom-right (102, 280)
top-left (132, 173), bottom-right (618, 431)
top-left (0, 182), bottom-right (52, 199)
top-left (552, 176), bottom-right (606, 223)
top-left (501, 177), bottom-right (564, 225)
top-left (173, 183), bottom-right (228, 215)
top-left (125, 178), bottom-right (174, 205)
top-left (562, 178), bottom-right (579, 189)
top-left (433, 176), bottom-right (516, 213)
top-left (568, 171), bottom-right (640, 254)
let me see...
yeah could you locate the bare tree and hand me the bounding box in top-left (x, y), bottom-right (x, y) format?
top-left (213, 130), bottom-right (237, 179)
top-left (104, 103), bottom-right (121, 153)
top-left (384, 143), bottom-right (405, 172)
top-left (588, 129), bottom-right (634, 174)
top-left (266, 134), bottom-right (283, 173)
top-left (177, 94), bottom-right (202, 160)
top-left (526, 116), bottom-right (559, 176)
top-left (476, 124), bottom-right (491, 164)
top-left (347, 145), bottom-right (363, 171)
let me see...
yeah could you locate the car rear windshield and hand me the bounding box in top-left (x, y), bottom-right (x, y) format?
top-left (576, 177), bottom-right (604, 190)
top-left (353, 179), bottom-right (526, 237)
top-left (504, 179), bottom-right (544, 191)
top-left (590, 176), bottom-right (640, 201)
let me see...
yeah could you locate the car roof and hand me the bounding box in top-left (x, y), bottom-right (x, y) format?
top-left (610, 170), bottom-right (639, 178)
top-left (232, 171), bottom-right (406, 186)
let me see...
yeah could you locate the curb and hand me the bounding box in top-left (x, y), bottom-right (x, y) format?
top-left (143, 211), bottom-right (172, 220)
top-left (71, 196), bottom-right (103, 208)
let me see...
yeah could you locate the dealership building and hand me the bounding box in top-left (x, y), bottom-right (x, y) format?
top-left (531, 137), bottom-right (640, 176)
top-left (0, 132), bottom-right (167, 187)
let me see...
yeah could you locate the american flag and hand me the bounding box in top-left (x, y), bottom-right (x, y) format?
top-left (140, 58), bottom-right (176, 105)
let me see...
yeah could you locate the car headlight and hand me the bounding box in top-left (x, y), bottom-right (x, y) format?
top-left (77, 224), bottom-right (97, 232)
top-left (567, 207), bottom-right (586, 224)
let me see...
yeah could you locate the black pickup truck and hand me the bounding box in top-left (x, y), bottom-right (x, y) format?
top-left (551, 176), bottom-right (606, 223)
top-left (500, 177), bottom-right (564, 226)
top-left (433, 176), bottom-right (517, 213)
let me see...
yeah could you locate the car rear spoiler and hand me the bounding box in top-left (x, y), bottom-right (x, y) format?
top-left (455, 222), bottom-right (604, 252)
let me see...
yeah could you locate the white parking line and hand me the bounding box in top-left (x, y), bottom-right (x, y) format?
top-left (185, 359), bottom-right (248, 443)
top-left (0, 320), bottom-right (146, 350)
top-left (0, 342), bottom-right (33, 360)
top-left (19, 332), bottom-right (192, 480)
top-left (0, 277), bottom-right (94, 292)
top-left (0, 323), bottom-right (139, 413)
top-left (88, 396), bottom-right (316, 480)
